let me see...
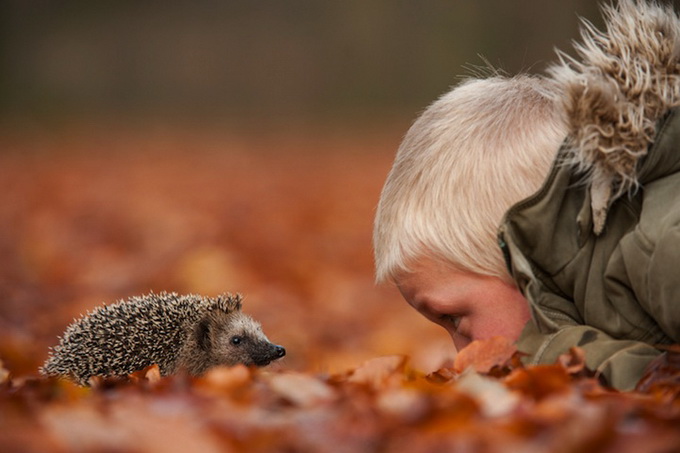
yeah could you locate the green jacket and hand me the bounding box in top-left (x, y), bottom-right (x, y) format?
top-left (498, 1), bottom-right (680, 391)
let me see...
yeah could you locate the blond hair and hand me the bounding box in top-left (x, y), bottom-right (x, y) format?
top-left (374, 75), bottom-right (567, 283)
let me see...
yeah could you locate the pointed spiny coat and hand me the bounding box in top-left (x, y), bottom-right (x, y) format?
top-left (41, 292), bottom-right (285, 385)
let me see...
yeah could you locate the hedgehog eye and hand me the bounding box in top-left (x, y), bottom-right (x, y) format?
top-left (231, 336), bottom-right (243, 346)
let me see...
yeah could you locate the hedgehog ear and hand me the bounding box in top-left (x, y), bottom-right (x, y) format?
top-left (196, 318), bottom-right (211, 351)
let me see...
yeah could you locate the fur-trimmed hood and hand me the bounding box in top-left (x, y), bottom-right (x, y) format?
top-left (549, 0), bottom-right (680, 234)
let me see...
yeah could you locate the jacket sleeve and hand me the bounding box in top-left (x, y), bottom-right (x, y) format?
top-left (624, 183), bottom-right (680, 344)
top-left (502, 232), bottom-right (662, 391)
top-left (517, 318), bottom-right (661, 391)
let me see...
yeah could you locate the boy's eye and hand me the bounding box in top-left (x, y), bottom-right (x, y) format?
top-left (440, 314), bottom-right (461, 330)
top-left (231, 336), bottom-right (243, 345)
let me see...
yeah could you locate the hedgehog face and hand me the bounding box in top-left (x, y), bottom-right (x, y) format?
top-left (198, 310), bottom-right (285, 368)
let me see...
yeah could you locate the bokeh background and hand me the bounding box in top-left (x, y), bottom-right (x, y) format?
top-left (0, 0), bottom-right (606, 129)
top-left (1, 0), bottom-right (613, 378)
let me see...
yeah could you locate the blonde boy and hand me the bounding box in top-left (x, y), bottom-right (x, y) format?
top-left (373, 75), bottom-right (567, 350)
top-left (374, 0), bottom-right (680, 390)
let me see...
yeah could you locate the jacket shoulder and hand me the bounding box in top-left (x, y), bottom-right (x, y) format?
top-left (549, 0), bottom-right (680, 234)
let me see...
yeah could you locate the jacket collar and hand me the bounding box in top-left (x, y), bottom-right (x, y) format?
top-left (548, 0), bottom-right (680, 234)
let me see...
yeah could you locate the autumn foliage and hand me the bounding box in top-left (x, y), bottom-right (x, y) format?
top-left (0, 130), bottom-right (679, 452)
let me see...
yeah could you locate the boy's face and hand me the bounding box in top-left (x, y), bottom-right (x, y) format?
top-left (395, 258), bottom-right (530, 351)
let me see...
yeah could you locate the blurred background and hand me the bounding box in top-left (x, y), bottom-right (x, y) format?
top-left (0, 0), bottom-right (605, 130)
top-left (0, 0), bottom-right (612, 378)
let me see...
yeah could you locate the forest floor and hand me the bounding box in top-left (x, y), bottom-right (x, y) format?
top-left (1, 127), bottom-right (678, 452)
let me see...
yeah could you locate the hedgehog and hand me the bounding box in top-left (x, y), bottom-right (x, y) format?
top-left (40, 292), bottom-right (285, 385)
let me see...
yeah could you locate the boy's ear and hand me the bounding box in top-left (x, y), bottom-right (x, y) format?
top-left (196, 318), bottom-right (211, 351)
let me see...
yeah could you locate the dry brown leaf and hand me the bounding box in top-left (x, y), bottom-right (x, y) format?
top-left (347, 355), bottom-right (407, 389)
top-left (426, 367), bottom-right (456, 384)
top-left (0, 359), bottom-right (9, 385)
top-left (455, 371), bottom-right (520, 417)
top-left (201, 365), bottom-right (252, 389)
top-left (268, 371), bottom-right (337, 407)
top-left (453, 336), bottom-right (517, 374)
top-left (375, 388), bottom-right (429, 423)
top-left (41, 399), bottom-right (227, 453)
top-left (144, 364), bottom-right (162, 384)
top-left (126, 364), bottom-right (162, 385)
top-left (556, 347), bottom-right (588, 376)
top-left (635, 346), bottom-right (680, 396)
top-left (504, 365), bottom-right (572, 400)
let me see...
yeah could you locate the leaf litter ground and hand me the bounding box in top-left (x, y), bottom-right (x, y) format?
top-left (0, 129), bottom-right (678, 452)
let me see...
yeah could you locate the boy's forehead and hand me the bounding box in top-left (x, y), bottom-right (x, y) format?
top-left (395, 258), bottom-right (458, 299)
top-left (395, 257), bottom-right (503, 305)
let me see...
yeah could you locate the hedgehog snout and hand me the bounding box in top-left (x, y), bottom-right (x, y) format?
top-left (251, 343), bottom-right (286, 366)
top-left (264, 343), bottom-right (286, 363)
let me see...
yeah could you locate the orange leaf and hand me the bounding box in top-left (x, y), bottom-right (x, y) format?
top-left (347, 355), bottom-right (407, 389)
top-left (144, 364), bottom-right (162, 384)
top-left (504, 365), bottom-right (572, 399)
top-left (0, 359), bottom-right (9, 385)
top-left (556, 347), bottom-right (586, 374)
top-left (426, 367), bottom-right (455, 384)
top-left (128, 364), bottom-right (162, 385)
top-left (635, 345), bottom-right (680, 395)
top-left (268, 371), bottom-right (337, 407)
top-left (453, 336), bottom-right (517, 374)
top-left (199, 364), bottom-right (252, 392)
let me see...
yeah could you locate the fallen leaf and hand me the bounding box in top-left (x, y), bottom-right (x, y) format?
top-left (426, 367), bottom-right (455, 384)
top-left (455, 371), bottom-right (520, 417)
top-left (145, 364), bottom-right (162, 384)
top-left (347, 355), bottom-right (407, 389)
top-left (0, 359), bottom-right (9, 385)
top-left (504, 365), bottom-right (572, 400)
top-left (268, 371), bottom-right (337, 407)
top-left (128, 364), bottom-right (162, 385)
top-left (635, 346), bottom-right (680, 396)
top-left (453, 336), bottom-right (517, 374)
top-left (556, 347), bottom-right (588, 376)
top-left (196, 365), bottom-right (253, 399)
top-left (375, 388), bottom-right (429, 423)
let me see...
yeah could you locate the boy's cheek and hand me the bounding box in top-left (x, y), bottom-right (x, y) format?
top-left (470, 309), bottom-right (529, 344)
